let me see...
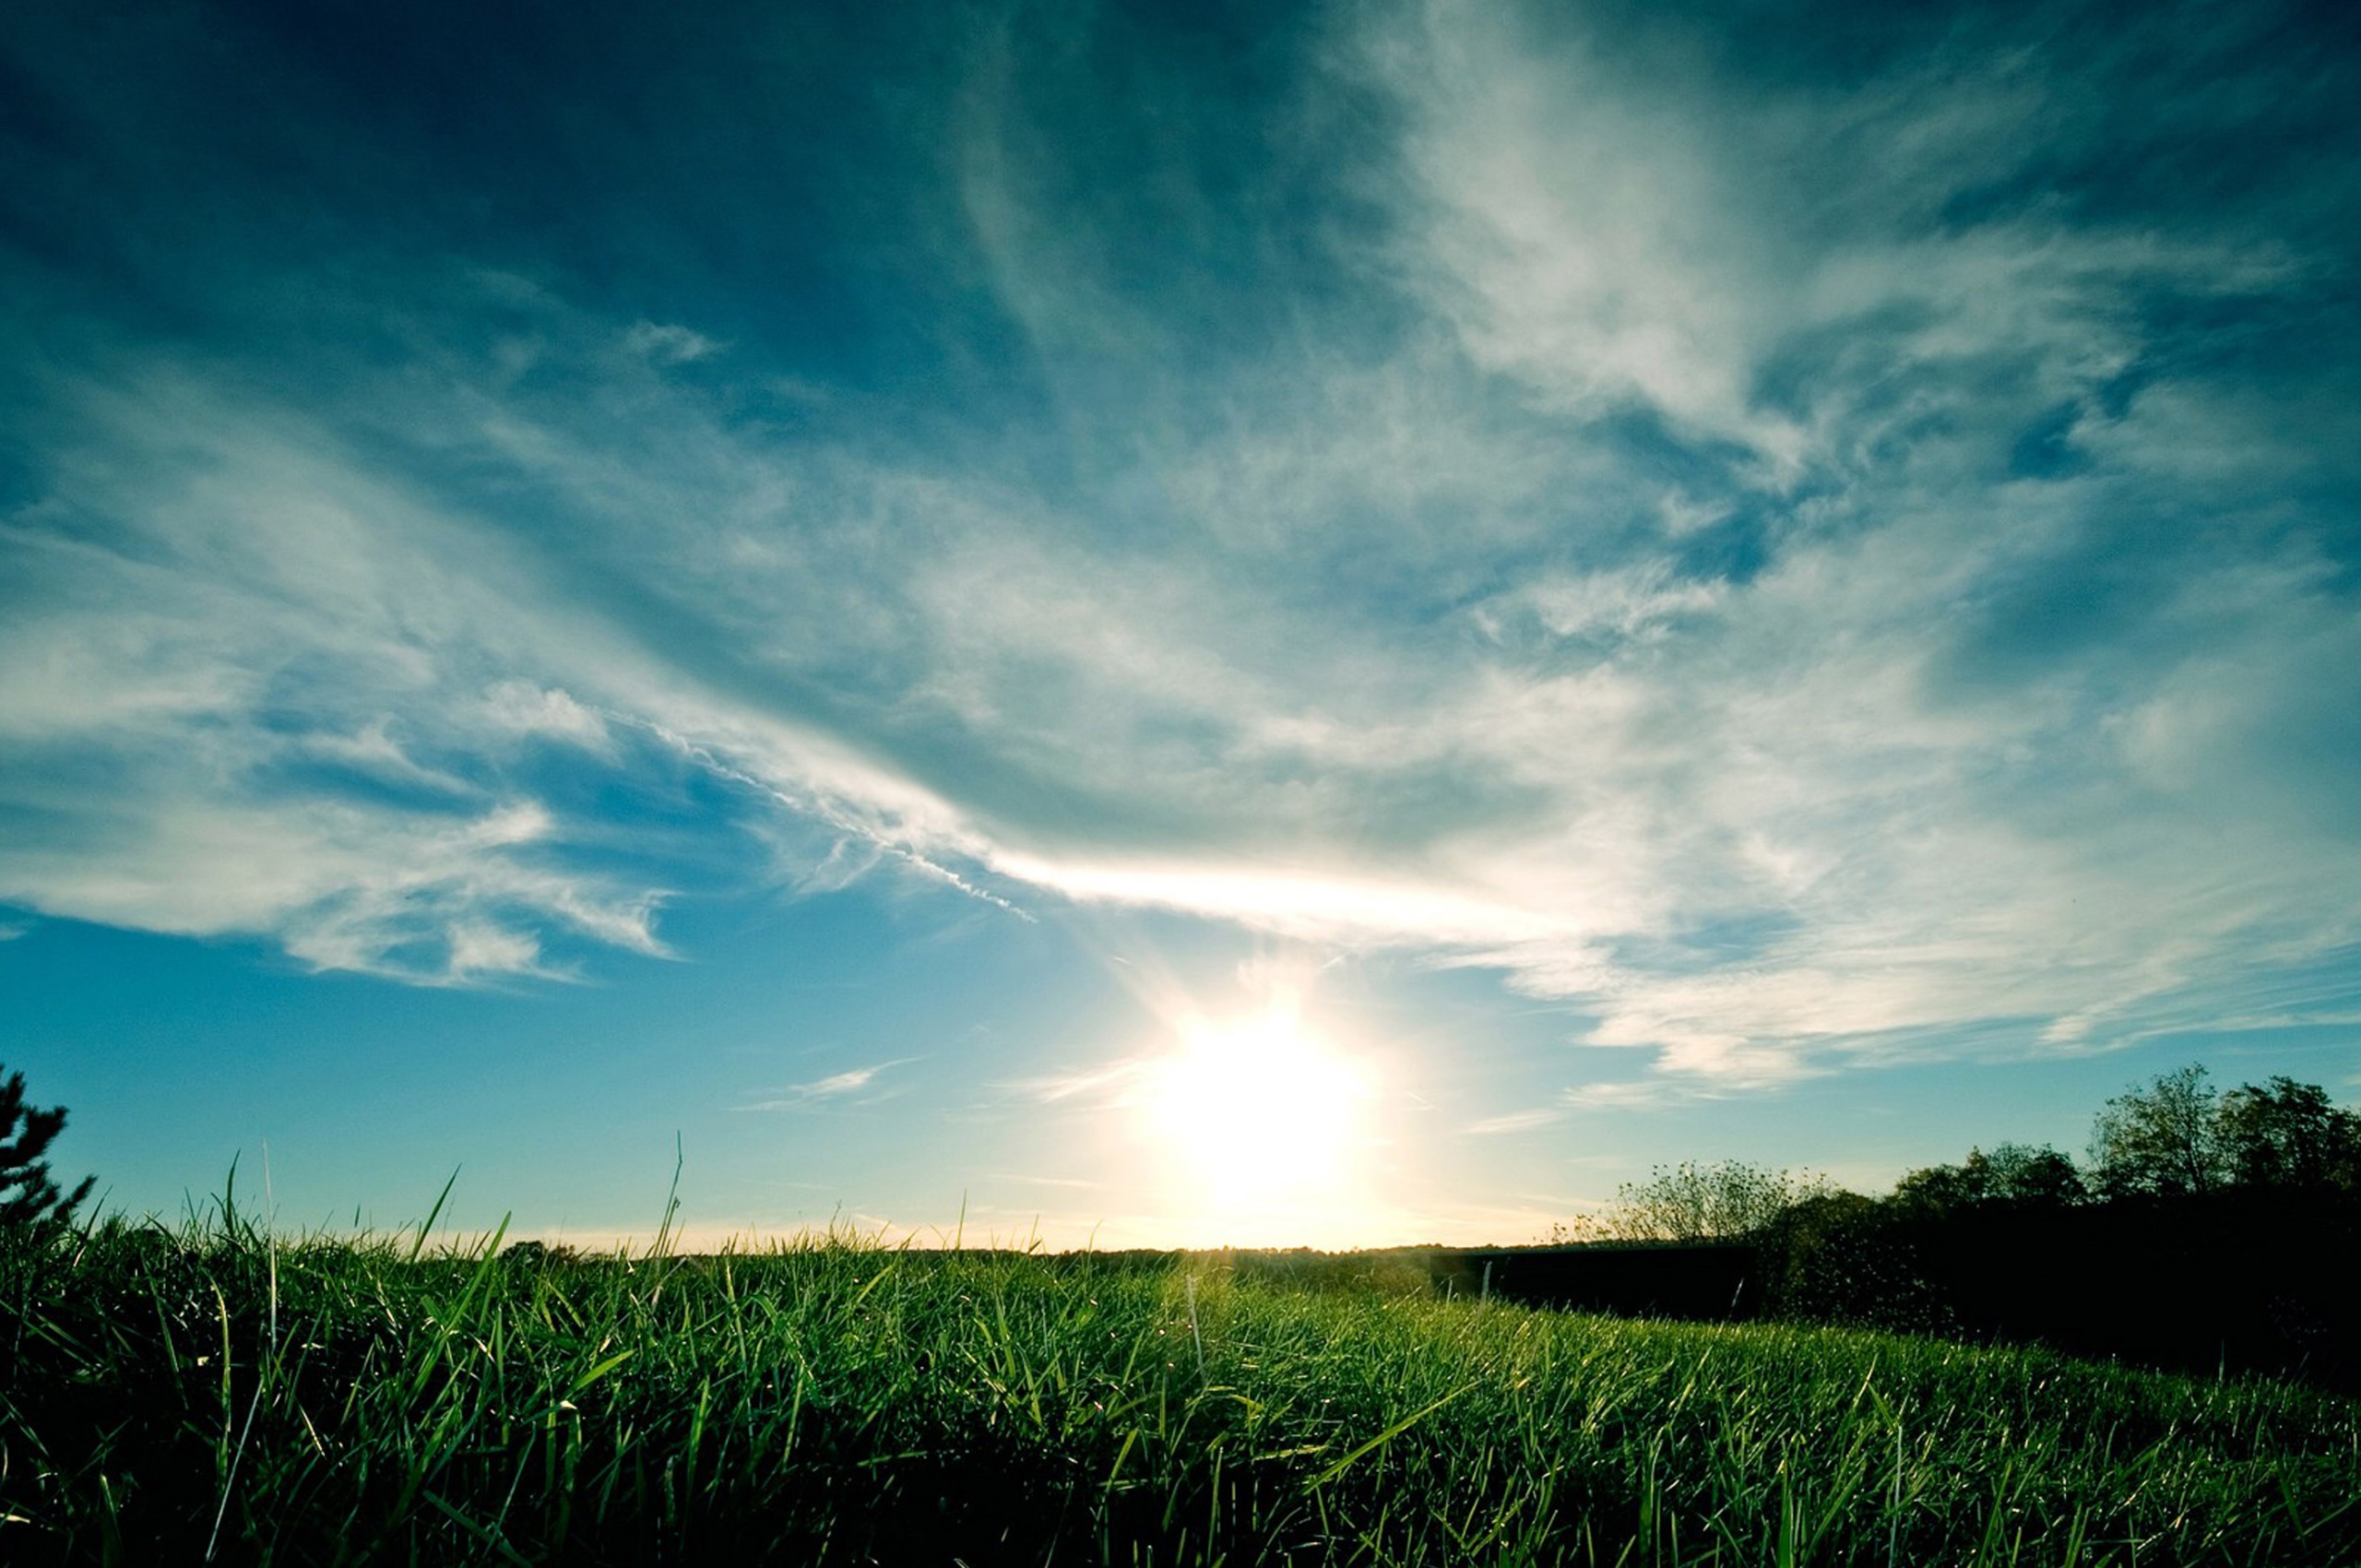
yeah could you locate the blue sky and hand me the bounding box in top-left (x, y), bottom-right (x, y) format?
top-left (4, 0), bottom-right (2358, 1247)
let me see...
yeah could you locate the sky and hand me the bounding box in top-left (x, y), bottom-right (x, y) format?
top-left (4, 0), bottom-right (2358, 1250)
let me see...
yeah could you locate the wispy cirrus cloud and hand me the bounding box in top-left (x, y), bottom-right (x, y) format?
top-left (738, 1059), bottom-right (918, 1111)
top-left (1462, 1108), bottom-right (1561, 1137)
top-left (1, 0), bottom-right (2355, 1090)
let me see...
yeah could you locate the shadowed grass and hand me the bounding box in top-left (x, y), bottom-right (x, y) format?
top-left (3, 1208), bottom-right (2357, 1564)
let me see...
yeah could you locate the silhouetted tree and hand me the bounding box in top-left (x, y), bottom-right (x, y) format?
top-left (1980, 1143), bottom-right (2087, 1205)
top-left (1, 1064), bottom-right (94, 1237)
top-left (500, 1239), bottom-right (586, 1269)
top-left (1604, 1160), bottom-right (1829, 1241)
top-left (2088, 1064), bottom-right (2225, 1198)
top-left (1893, 1142), bottom-right (2085, 1215)
top-left (2216, 1077), bottom-right (2361, 1194)
top-left (1892, 1157), bottom-right (1985, 1215)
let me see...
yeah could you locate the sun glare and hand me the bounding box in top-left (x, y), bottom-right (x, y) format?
top-left (1146, 1004), bottom-right (1370, 1213)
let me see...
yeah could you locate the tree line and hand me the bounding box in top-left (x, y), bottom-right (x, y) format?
top-left (1543, 1063), bottom-right (2361, 1389)
top-left (1594, 1063), bottom-right (2361, 1242)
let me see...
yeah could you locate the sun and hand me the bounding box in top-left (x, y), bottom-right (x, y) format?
top-left (1145, 1003), bottom-right (1370, 1209)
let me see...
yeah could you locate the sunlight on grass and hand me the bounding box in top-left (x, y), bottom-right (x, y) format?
top-left (6, 1206), bottom-right (2357, 1565)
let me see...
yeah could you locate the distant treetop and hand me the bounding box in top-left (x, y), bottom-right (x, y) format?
top-left (1893, 1143), bottom-right (2085, 1215)
top-left (2089, 1065), bottom-right (2359, 1200)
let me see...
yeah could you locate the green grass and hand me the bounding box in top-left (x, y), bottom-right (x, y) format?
top-left (4, 1207), bottom-right (2357, 1565)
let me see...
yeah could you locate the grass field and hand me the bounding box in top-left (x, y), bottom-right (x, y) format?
top-left (5, 1207), bottom-right (2358, 1565)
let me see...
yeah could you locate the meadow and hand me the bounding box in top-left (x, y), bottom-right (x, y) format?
top-left (5, 1205), bottom-right (2358, 1566)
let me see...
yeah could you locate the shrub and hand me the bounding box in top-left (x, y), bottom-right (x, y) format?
top-left (1599, 1159), bottom-right (1830, 1241)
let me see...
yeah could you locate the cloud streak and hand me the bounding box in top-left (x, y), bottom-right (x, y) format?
top-left (738, 1059), bottom-right (917, 1111)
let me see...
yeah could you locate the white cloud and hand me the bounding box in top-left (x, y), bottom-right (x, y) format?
top-left (1, 1), bottom-right (2352, 1086)
top-left (738, 1059), bottom-right (916, 1111)
top-left (14, 283), bottom-right (2353, 1058)
top-left (1463, 1108), bottom-right (1560, 1135)
top-left (1470, 563), bottom-right (1726, 646)
top-left (1560, 1079), bottom-right (1726, 1113)
top-left (445, 921), bottom-right (543, 980)
top-left (0, 788), bottom-right (664, 985)
top-left (478, 680), bottom-right (613, 754)
top-left (303, 718), bottom-right (475, 795)
top-left (1358, 0), bottom-right (2297, 481)
top-left (621, 320), bottom-right (723, 365)
top-left (1372, 2), bottom-right (1804, 462)
top-left (0, 369), bottom-right (689, 982)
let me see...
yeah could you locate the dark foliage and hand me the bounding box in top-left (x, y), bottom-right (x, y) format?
top-left (1470, 1065), bottom-right (2361, 1391)
top-left (1461, 1188), bottom-right (2361, 1393)
top-left (1435, 1241), bottom-right (1754, 1319)
top-left (2217, 1076), bottom-right (2361, 1194)
top-left (1751, 1191), bottom-right (1951, 1333)
top-left (1892, 1142), bottom-right (2085, 1216)
top-left (2089, 1064), bottom-right (2225, 1198)
top-left (2082, 1066), bottom-right (2361, 1200)
top-left (499, 1237), bottom-right (587, 1269)
top-left (0, 1064), bottom-right (94, 1239)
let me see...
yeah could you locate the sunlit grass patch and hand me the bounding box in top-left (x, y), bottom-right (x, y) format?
top-left (3, 1209), bottom-right (2356, 1564)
